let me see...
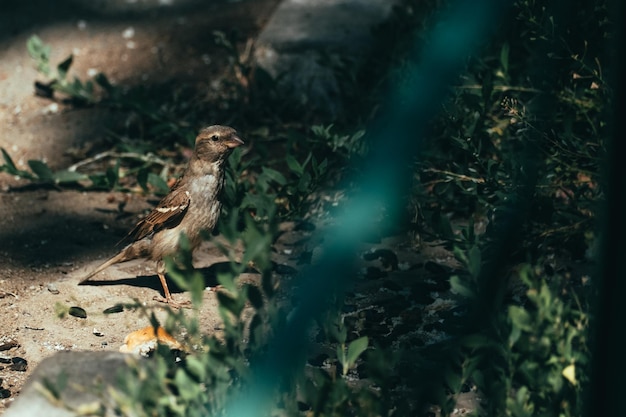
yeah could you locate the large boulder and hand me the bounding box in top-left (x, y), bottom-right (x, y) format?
top-left (3, 351), bottom-right (138, 417)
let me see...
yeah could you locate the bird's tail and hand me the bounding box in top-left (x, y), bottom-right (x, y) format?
top-left (79, 241), bottom-right (150, 284)
top-left (79, 251), bottom-right (129, 284)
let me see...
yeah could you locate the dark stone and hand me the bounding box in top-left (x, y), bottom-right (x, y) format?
top-left (9, 357), bottom-right (27, 372)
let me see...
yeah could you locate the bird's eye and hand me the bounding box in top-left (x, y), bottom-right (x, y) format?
top-left (211, 135), bottom-right (219, 141)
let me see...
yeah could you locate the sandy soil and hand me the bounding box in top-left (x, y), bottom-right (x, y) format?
top-left (1, 1), bottom-right (480, 414)
top-left (0, 0), bottom-right (280, 411)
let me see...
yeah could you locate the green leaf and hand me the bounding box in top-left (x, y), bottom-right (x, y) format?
top-left (28, 160), bottom-right (54, 181)
top-left (187, 270), bottom-right (205, 307)
top-left (27, 35), bottom-right (51, 76)
top-left (311, 124), bottom-right (333, 139)
top-left (56, 55), bottom-right (73, 80)
top-left (1, 148), bottom-right (33, 179)
top-left (509, 305), bottom-right (533, 332)
top-left (330, 324), bottom-right (347, 344)
top-left (346, 336), bottom-right (368, 366)
top-left (509, 325), bottom-right (522, 347)
top-left (52, 170), bottom-right (88, 184)
top-left (106, 164), bottom-right (119, 189)
top-left (500, 42), bottom-right (510, 74)
top-left (297, 172), bottom-right (312, 192)
top-left (467, 245), bottom-right (481, 278)
top-left (450, 275), bottom-right (475, 298)
top-left (147, 172), bottom-right (170, 195)
top-left (444, 368), bottom-right (462, 392)
top-left (184, 356), bottom-right (206, 381)
top-left (285, 154), bottom-right (302, 175)
top-left (94, 73), bottom-right (113, 91)
top-left (314, 158), bottom-right (328, 176)
top-left (137, 168), bottom-right (149, 192)
top-left (228, 146), bottom-right (243, 169)
top-left (174, 368), bottom-right (201, 401)
top-left (461, 334), bottom-right (492, 349)
top-left (261, 167), bottom-right (287, 186)
top-left (26, 35), bottom-right (44, 58)
top-left (241, 215), bottom-right (272, 266)
top-left (337, 344), bottom-right (346, 366)
top-left (216, 291), bottom-right (243, 316)
top-left (217, 271), bottom-right (237, 294)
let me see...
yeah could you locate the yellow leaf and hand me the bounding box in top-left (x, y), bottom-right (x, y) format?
top-left (562, 364), bottom-right (577, 385)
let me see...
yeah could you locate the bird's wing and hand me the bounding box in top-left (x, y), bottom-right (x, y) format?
top-left (123, 181), bottom-right (191, 244)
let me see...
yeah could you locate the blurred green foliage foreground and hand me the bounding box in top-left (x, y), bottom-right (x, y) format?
top-left (1, 0), bottom-right (614, 415)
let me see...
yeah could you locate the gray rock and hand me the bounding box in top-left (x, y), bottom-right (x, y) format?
top-left (3, 351), bottom-right (139, 417)
top-left (254, 0), bottom-right (395, 118)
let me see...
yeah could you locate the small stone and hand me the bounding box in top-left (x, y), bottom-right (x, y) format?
top-left (10, 357), bottom-right (27, 372)
top-left (47, 284), bottom-right (60, 295)
top-left (122, 27), bottom-right (135, 39)
top-left (43, 103), bottom-right (59, 115)
top-left (103, 305), bottom-right (124, 314)
top-left (69, 306), bottom-right (87, 319)
top-left (0, 340), bottom-right (18, 351)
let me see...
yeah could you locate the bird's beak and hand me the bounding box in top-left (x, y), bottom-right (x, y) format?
top-left (225, 136), bottom-right (244, 148)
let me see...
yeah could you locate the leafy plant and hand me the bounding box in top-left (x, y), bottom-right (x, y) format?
top-left (504, 266), bottom-right (590, 417)
top-left (26, 35), bottom-right (107, 104)
top-left (0, 148), bottom-right (88, 185)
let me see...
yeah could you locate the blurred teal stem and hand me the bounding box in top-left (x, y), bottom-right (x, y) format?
top-left (224, 0), bottom-right (511, 415)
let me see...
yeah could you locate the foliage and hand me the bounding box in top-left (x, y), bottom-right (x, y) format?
top-left (414, 0), bottom-right (607, 258)
top-left (0, 147), bottom-right (88, 185)
top-left (26, 34), bottom-right (105, 104)
top-left (505, 266), bottom-right (589, 416)
top-left (391, 0), bottom-right (604, 415)
top-left (4, 0), bottom-right (610, 415)
top-left (78, 185), bottom-right (376, 417)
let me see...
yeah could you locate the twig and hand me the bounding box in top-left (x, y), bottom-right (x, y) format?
top-left (67, 152), bottom-right (170, 172)
top-left (456, 84), bottom-right (542, 93)
top-left (0, 290), bottom-right (18, 299)
top-left (537, 220), bottom-right (587, 238)
top-left (423, 168), bottom-right (486, 183)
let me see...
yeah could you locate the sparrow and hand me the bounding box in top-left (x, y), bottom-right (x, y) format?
top-left (80, 125), bottom-right (244, 307)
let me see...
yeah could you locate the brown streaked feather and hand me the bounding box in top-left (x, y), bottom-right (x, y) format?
top-left (121, 183), bottom-right (191, 245)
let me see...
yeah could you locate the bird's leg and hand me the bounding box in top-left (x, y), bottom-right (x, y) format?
top-left (153, 260), bottom-right (191, 308)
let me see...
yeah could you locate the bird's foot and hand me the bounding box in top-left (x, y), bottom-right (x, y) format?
top-left (153, 295), bottom-right (192, 309)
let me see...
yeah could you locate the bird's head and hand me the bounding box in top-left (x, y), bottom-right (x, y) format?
top-left (193, 125), bottom-right (244, 163)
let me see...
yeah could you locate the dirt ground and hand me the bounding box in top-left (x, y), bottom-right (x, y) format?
top-left (0, 1), bottom-right (481, 414)
top-left (0, 0), bottom-right (282, 411)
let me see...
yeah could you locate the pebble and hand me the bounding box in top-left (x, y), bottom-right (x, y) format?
top-left (69, 306), bottom-right (87, 319)
top-left (9, 357), bottom-right (27, 372)
top-left (122, 27), bottom-right (135, 39)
